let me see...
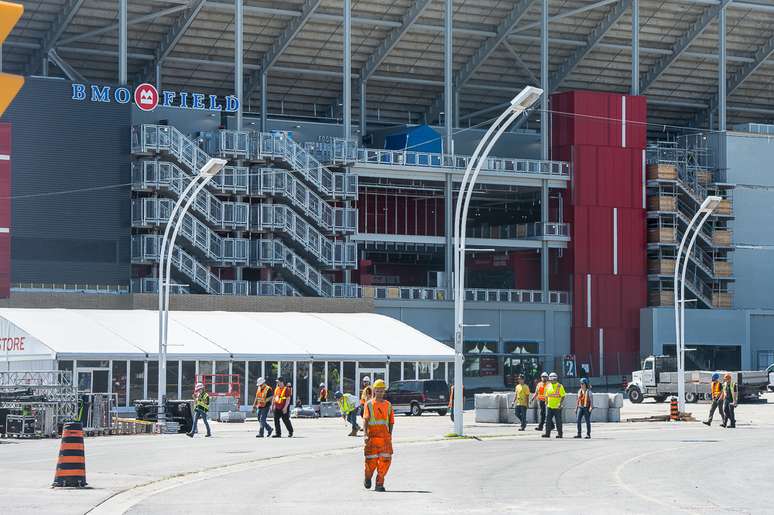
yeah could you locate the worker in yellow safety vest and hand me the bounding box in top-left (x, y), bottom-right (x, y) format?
top-left (702, 373), bottom-right (726, 427)
top-left (541, 372), bottom-right (565, 438)
top-left (335, 390), bottom-right (360, 436)
top-left (531, 372), bottom-right (549, 431)
top-left (187, 382), bottom-right (211, 438)
top-left (252, 377), bottom-right (274, 438)
top-left (720, 373), bottom-right (737, 428)
top-left (363, 379), bottom-right (394, 492)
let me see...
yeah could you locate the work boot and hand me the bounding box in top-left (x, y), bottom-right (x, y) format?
top-left (585, 435), bottom-right (591, 439)
top-left (375, 485), bottom-right (386, 492)
top-left (257, 433), bottom-right (263, 438)
top-left (348, 427), bottom-right (358, 436)
top-left (541, 434), bottom-right (550, 438)
top-left (288, 432), bottom-right (293, 438)
top-left (272, 434), bottom-right (281, 438)
top-left (720, 423), bottom-right (727, 428)
top-left (702, 421), bottom-right (711, 426)
top-left (535, 426), bottom-right (543, 431)
top-left (186, 432), bottom-right (194, 438)
top-left (205, 433), bottom-right (212, 438)
top-left (267, 427), bottom-right (273, 437)
top-left (364, 477), bottom-right (372, 490)
top-left (573, 434), bottom-right (582, 439)
top-left (556, 434), bottom-right (563, 439)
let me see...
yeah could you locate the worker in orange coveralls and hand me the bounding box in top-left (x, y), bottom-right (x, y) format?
top-left (363, 379), bottom-right (394, 492)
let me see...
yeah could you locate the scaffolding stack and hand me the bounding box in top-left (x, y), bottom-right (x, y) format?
top-left (0, 370), bottom-right (79, 437)
top-left (646, 136), bottom-right (735, 309)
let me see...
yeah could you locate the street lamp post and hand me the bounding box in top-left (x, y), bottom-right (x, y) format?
top-left (452, 86), bottom-right (543, 436)
top-left (673, 195), bottom-right (721, 414)
top-left (157, 157), bottom-right (227, 427)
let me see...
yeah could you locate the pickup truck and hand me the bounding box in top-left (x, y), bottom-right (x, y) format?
top-left (626, 355), bottom-right (769, 403)
top-left (767, 363), bottom-right (774, 392)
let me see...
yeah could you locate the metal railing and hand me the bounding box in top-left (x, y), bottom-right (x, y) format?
top-left (358, 286), bottom-right (569, 304)
top-left (131, 277), bottom-right (190, 295)
top-left (254, 281), bottom-right (303, 297)
top-left (132, 235), bottom-right (223, 294)
top-left (464, 222), bottom-right (570, 240)
top-left (11, 283), bottom-right (129, 295)
top-left (201, 130), bottom-right (250, 159)
top-left (132, 125), bottom-right (212, 174)
top-left (305, 138), bottom-right (358, 165)
top-left (354, 148), bottom-right (570, 178)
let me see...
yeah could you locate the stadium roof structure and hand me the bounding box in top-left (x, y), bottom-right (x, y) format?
top-left (4, 0), bottom-right (774, 131)
top-left (0, 308), bottom-right (455, 361)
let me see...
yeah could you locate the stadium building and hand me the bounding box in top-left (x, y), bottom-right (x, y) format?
top-left (3, 0), bottom-right (774, 396)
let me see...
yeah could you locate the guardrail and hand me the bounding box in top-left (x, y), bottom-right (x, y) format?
top-left (11, 283), bottom-right (130, 295)
top-left (359, 286), bottom-right (569, 304)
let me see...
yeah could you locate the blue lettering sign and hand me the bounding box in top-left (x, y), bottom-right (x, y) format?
top-left (178, 92), bottom-right (189, 109)
top-left (91, 85), bottom-right (111, 103)
top-left (224, 96), bottom-right (240, 113)
top-left (161, 90), bottom-right (176, 107)
top-left (114, 87), bottom-right (131, 104)
top-left (71, 83), bottom-right (86, 101)
top-left (192, 93), bottom-right (205, 110)
top-left (208, 95), bottom-right (222, 111)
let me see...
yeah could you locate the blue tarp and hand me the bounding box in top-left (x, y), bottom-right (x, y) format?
top-left (384, 124), bottom-right (442, 153)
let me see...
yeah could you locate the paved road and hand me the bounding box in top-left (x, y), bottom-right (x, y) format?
top-left (1, 398), bottom-right (772, 514)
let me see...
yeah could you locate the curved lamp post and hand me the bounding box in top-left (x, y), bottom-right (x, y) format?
top-left (452, 86), bottom-right (544, 435)
top-left (673, 195), bottom-right (721, 414)
top-left (157, 157), bottom-right (227, 426)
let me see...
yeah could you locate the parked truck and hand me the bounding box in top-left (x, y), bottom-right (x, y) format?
top-left (626, 355), bottom-right (769, 404)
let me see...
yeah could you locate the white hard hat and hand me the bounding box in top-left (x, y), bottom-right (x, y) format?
top-left (548, 372), bottom-right (558, 380)
top-left (195, 382), bottom-right (204, 389)
top-left (319, 383), bottom-right (326, 388)
top-left (541, 372), bottom-right (549, 378)
top-left (256, 377), bottom-right (266, 386)
top-left (363, 376), bottom-right (371, 383)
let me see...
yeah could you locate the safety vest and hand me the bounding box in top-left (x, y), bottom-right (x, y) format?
top-left (360, 385), bottom-right (373, 405)
top-left (365, 399), bottom-right (393, 438)
top-left (273, 386), bottom-right (288, 408)
top-left (255, 385), bottom-right (271, 408)
top-left (536, 381), bottom-right (547, 401)
top-left (195, 391), bottom-right (210, 412)
top-left (711, 381), bottom-right (722, 400)
top-left (338, 394), bottom-right (357, 415)
top-left (545, 382), bottom-right (565, 409)
top-left (578, 389), bottom-right (590, 408)
top-left (723, 381), bottom-right (736, 403)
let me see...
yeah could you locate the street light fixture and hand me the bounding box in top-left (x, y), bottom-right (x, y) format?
top-left (451, 86), bottom-right (543, 436)
top-left (157, 157), bottom-right (227, 427)
top-left (673, 195), bottom-right (721, 414)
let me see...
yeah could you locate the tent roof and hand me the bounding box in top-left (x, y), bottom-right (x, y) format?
top-left (0, 308), bottom-right (453, 362)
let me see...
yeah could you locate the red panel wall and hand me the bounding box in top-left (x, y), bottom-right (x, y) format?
top-left (0, 124), bottom-right (10, 298)
top-left (552, 91), bottom-right (647, 375)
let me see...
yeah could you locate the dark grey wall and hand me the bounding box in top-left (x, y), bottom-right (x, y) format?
top-left (1, 77), bottom-right (131, 286)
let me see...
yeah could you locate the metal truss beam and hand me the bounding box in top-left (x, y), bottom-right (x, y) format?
top-left (427, 0), bottom-right (537, 122)
top-left (698, 33), bottom-right (774, 126)
top-left (243, 0), bottom-right (322, 99)
top-left (639, 0), bottom-right (732, 93)
top-left (47, 48), bottom-right (85, 82)
top-left (549, 0), bottom-right (631, 92)
top-left (360, 0), bottom-right (433, 82)
top-left (502, 40), bottom-right (538, 85)
top-left (24, 0), bottom-right (85, 75)
top-left (59, 5), bottom-right (190, 46)
top-left (138, 0), bottom-right (207, 84)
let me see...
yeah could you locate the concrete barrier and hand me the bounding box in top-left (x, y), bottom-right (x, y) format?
top-left (607, 408), bottom-right (621, 422)
top-left (474, 393), bottom-right (503, 410)
top-left (592, 392), bottom-right (609, 409)
top-left (608, 393), bottom-right (624, 408)
top-left (475, 408), bottom-right (501, 423)
top-left (473, 390), bottom-right (623, 424)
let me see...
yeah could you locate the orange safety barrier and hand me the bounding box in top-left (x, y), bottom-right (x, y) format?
top-left (52, 421), bottom-right (87, 488)
top-left (669, 397), bottom-right (679, 421)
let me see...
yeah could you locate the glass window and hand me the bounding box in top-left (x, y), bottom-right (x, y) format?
top-left (59, 360), bottom-right (74, 385)
top-left (214, 361), bottom-right (230, 394)
top-left (281, 362), bottom-right (293, 388)
top-left (147, 361), bottom-right (158, 400)
top-left (403, 362), bottom-right (417, 381)
top-left (181, 361), bottom-right (196, 399)
top-left (431, 362), bottom-right (441, 380)
top-left (76, 360), bottom-right (110, 368)
top-left (248, 361), bottom-right (262, 403)
top-left (166, 360), bottom-right (179, 400)
top-left (358, 362), bottom-right (386, 369)
top-left (389, 362), bottom-right (401, 383)
top-left (312, 362), bottom-right (325, 403)
top-left (296, 362), bottom-right (310, 406)
top-left (232, 361), bottom-right (245, 405)
top-left (129, 361), bottom-right (145, 404)
top-left (327, 361), bottom-right (341, 393)
top-left (198, 361), bottom-right (213, 382)
top-left (464, 342), bottom-right (498, 377)
top-left (758, 351), bottom-right (774, 370)
top-left (418, 362), bottom-right (431, 380)
top-left (112, 361), bottom-right (127, 407)
top-left (343, 362), bottom-right (356, 394)
top-left (265, 361), bottom-right (279, 387)
top-left (505, 342), bottom-right (539, 355)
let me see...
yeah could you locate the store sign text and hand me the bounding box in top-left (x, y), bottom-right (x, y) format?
top-left (71, 83), bottom-right (239, 112)
top-left (0, 336), bottom-right (25, 352)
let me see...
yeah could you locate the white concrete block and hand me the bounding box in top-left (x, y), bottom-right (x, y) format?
top-left (592, 392), bottom-right (609, 409)
top-left (590, 408), bottom-right (608, 422)
top-left (607, 408), bottom-right (621, 422)
top-left (474, 408), bottom-right (501, 423)
top-left (609, 393), bottom-right (624, 408)
top-left (527, 408), bottom-right (538, 424)
top-left (475, 394), bottom-right (503, 409)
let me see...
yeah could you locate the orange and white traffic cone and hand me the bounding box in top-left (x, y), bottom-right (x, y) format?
top-left (669, 397), bottom-right (680, 421)
top-left (52, 421), bottom-right (87, 488)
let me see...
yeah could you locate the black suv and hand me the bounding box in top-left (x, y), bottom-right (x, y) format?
top-left (385, 379), bottom-right (449, 416)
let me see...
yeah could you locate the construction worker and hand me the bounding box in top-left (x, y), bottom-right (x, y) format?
top-left (574, 377), bottom-right (593, 439)
top-left (335, 390), bottom-right (360, 436)
top-left (271, 377), bottom-right (294, 438)
top-left (318, 382), bottom-right (329, 403)
top-left (720, 373), bottom-right (737, 428)
top-left (359, 376), bottom-right (374, 414)
top-left (363, 379), bottom-right (394, 492)
top-left (532, 372), bottom-right (549, 432)
top-left (511, 375), bottom-right (530, 431)
top-left (541, 372), bottom-right (565, 439)
top-left (702, 373), bottom-right (726, 427)
top-left (187, 382), bottom-right (211, 438)
top-left (252, 377), bottom-right (273, 438)
top-left (448, 383), bottom-right (464, 422)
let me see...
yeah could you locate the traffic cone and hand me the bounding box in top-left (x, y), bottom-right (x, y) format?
top-left (52, 421), bottom-right (87, 488)
top-left (669, 397), bottom-right (679, 421)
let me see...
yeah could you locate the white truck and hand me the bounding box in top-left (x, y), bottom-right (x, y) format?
top-left (767, 363), bottom-right (774, 392)
top-left (626, 355), bottom-right (769, 404)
